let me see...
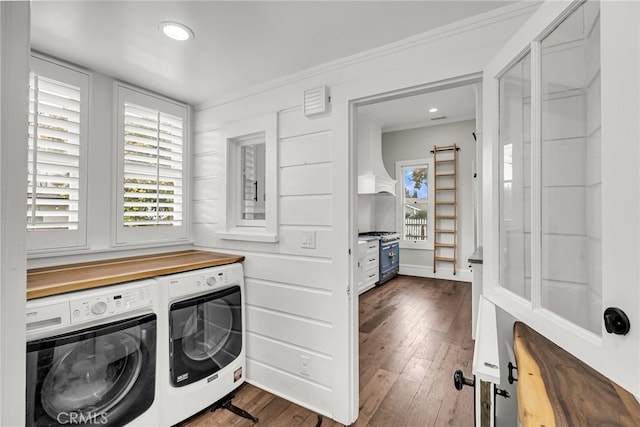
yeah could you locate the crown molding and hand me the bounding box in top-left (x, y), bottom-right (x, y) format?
top-left (196, 1), bottom-right (541, 113)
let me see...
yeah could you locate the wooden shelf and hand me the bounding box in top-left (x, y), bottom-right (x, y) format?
top-left (27, 250), bottom-right (245, 300)
top-left (436, 215), bottom-right (457, 219)
top-left (435, 201), bottom-right (456, 205)
top-left (514, 322), bottom-right (640, 426)
top-left (436, 187), bottom-right (456, 191)
top-left (434, 256), bottom-right (456, 262)
top-left (436, 173), bottom-right (456, 177)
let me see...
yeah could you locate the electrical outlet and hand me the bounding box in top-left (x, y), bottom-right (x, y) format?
top-left (300, 355), bottom-right (310, 376)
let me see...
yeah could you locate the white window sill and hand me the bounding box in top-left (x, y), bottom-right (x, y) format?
top-left (216, 230), bottom-right (278, 243)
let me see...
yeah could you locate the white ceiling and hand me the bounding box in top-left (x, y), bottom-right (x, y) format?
top-left (358, 84), bottom-right (478, 132)
top-left (31, 1), bottom-right (513, 109)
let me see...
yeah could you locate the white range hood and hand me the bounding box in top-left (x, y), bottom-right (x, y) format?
top-left (357, 115), bottom-right (396, 195)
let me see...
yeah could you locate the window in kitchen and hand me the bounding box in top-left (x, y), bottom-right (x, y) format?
top-left (396, 158), bottom-right (434, 250)
top-left (27, 55), bottom-right (89, 252)
top-left (115, 84), bottom-right (189, 245)
top-left (217, 113), bottom-right (278, 242)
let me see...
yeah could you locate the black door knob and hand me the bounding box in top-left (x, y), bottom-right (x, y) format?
top-left (604, 307), bottom-right (630, 335)
top-left (453, 370), bottom-right (475, 391)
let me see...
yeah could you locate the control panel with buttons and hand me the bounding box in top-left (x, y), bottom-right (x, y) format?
top-left (69, 281), bottom-right (155, 323)
top-left (167, 264), bottom-right (243, 298)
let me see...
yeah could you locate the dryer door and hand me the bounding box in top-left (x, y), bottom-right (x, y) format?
top-left (170, 285), bottom-right (242, 387)
top-left (26, 313), bottom-right (157, 426)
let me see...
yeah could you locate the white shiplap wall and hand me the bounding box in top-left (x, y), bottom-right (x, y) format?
top-left (192, 107), bottom-right (336, 414)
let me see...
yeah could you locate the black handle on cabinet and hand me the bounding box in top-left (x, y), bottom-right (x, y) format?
top-left (604, 307), bottom-right (630, 335)
top-left (453, 370), bottom-right (475, 391)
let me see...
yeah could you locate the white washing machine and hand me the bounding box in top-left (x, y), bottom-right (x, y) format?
top-left (157, 263), bottom-right (246, 426)
top-left (25, 279), bottom-right (161, 427)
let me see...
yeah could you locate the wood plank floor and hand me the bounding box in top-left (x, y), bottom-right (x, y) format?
top-left (182, 275), bottom-right (474, 427)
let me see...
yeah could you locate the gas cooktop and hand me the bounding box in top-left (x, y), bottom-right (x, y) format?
top-left (359, 231), bottom-right (400, 243)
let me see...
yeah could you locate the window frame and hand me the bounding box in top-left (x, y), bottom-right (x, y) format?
top-left (27, 55), bottom-right (90, 253)
top-left (114, 83), bottom-right (190, 246)
top-left (217, 113), bottom-right (278, 242)
top-left (395, 158), bottom-right (435, 250)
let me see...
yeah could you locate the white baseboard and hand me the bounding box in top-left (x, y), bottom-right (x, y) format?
top-left (399, 263), bottom-right (472, 282)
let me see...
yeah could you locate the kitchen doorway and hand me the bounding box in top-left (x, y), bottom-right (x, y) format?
top-left (348, 73), bottom-right (482, 421)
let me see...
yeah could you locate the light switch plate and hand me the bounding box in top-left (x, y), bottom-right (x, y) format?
top-left (301, 231), bottom-right (316, 249)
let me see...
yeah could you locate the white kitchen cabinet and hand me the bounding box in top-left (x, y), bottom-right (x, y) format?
top-left (359, 239), bottom-right (378, 295)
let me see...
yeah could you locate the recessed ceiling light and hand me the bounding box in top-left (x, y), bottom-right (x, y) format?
top-left (159, 21), bottom-right (194, 41)
top-left (429, 107), bottom-right (439, 113)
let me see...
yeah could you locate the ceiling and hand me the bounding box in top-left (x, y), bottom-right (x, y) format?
top-left (31, 1), bottom-right (513, 110)
top-left (358, 84), bottom-right (478, 133)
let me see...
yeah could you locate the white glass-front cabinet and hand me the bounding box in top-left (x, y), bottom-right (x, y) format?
top-left (482, 0), bottom-right (640, 412)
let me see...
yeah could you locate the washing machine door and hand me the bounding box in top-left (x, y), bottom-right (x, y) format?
top-left (170, 285), bottom-right (242, 387)
top-left (26, 313), bottom-right (156, 426)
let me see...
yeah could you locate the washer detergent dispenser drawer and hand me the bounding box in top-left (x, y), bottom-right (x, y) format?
top-left (169, 285), bottom-right (242, 387)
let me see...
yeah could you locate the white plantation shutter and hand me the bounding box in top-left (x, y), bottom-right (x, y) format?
top-left (123, 102), bottom-right (183, 227)
top-left (27, 73), bottom-right (81, 230)
top-left (117, 84), bottom-right (188, 244)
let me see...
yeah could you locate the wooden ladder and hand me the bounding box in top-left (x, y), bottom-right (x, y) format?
top-left (432, 143), bottom-right (458, 275)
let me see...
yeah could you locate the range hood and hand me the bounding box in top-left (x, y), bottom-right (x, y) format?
top-left (357, 115), bottom-right (396, 195)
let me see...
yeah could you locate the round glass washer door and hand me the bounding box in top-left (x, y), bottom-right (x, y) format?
top-left (182, 300), bottom-right (233, 361)
top-left (41, 331), bottom-right (142, 418)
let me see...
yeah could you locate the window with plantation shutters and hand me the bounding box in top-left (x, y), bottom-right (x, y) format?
top-left (116, 85), bottom-right (188, 244)
top-left (123, 103), bottom-right (183, 227)
top-left (27, 56), bottom-right (88, 251)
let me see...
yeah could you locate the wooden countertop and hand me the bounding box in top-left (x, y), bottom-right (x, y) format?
top-left (27, 250), bottom-right (244, 300)
top-left (514, 321), bottom-right (640, 426)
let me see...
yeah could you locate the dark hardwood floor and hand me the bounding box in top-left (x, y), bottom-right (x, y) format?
top-left (183, 275), bottom-right (474, 427)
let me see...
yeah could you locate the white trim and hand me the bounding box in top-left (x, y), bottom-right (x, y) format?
top-left (217, 112), bottom-right (279, 242)
top-left (0, 3), bottom-right (29, 425)
top-left (472, 296), bottom-right (500, 384)
top-left (195, 1), bottom-right (541, 111)
top-left (399, 263), bottom-right (472, 283)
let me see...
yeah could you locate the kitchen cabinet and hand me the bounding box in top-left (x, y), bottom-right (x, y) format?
top-left (358, 239), bottom-right (378, 295)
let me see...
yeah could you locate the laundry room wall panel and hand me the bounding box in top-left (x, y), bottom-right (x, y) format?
top-left (244, 278), bottom-right (333, 323)
top-left (192, 177), bottom-right (219, 201)
top-left (193, 151), bottom-right (223, 178)
top-left (242, 254), bottom-right (333, 291)
top-left (192, 200), bottom-right (217, 224)
top-left (280, 163), bottom-right (332, 196)
top-left (193, 130), bottom-right (220, 155)
top-left (278, 106), bottom-right (332, 139)
top-left (247, 333), bottom-right (333, 388)
top-left (280, 131), bottom-right (332, 167)
top-left (280, 196), bottom-right (332, 226)
top-left (246, 306), bottom-right (332, 353)
top-left (247, 359), bottom-right (332, 414)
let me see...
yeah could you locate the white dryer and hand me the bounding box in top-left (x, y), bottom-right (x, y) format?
top-left (25, 279), bottom-right (161, 427)
top-left (157, 263), bottom-right (245, 426)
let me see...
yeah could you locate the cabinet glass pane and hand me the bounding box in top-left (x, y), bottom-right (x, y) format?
top-left (499, 52), bottom-right (531, 300)
top-left (540, 1), bottom-right (600, 334)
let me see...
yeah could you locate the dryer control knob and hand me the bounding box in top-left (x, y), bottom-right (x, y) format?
top-left (206, 276), bottom-right (217, 286)
top-left (91, 301), bottom-right (107, 315)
